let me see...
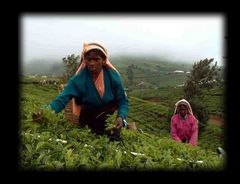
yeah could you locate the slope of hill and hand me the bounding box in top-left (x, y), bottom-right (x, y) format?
top-left (129, 86), bottom-right (225, 116)
top-left (22, 59), bottom-right (64, 76)
top-left (22, 56), bottom-right (192, 88)
top-left (112, 56), bottom-right (192, 88)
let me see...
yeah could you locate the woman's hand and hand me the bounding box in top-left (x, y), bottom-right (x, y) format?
top-left (115, 116), bottom-right (123, 129)
top-left (32, 109), bottom-right (44, 123)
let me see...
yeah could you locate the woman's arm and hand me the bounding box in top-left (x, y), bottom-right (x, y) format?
top-left (189, 117), bottom-right (198, 146)
top-left (171, 117), bottom-right (182, 142)
top-left (50, 78), bottom-right (79, 113)
top-left (111, 72), bottom-right (128, 119)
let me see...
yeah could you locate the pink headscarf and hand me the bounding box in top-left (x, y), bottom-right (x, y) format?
top-left (76, 42), bottom-right (118, 74)
top-left (72, 42), bottom-right (119, 116)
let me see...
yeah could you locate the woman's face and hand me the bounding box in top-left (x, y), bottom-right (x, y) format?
top-left (85, 50), bottom-right (105, 74)
top-left (178, 104), bottom-right (187, 117)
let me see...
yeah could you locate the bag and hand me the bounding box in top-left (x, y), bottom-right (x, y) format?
top-left (127, 122), bottom-right (137, 130)
top-left (64, 99), bottom-right (80, 125)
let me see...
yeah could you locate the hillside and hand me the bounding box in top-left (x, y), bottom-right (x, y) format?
top-left (22, 56), bottom-right (193, 88)
top-left (22, 59), bottom-right (64, 76)
top-left (19, 82), bottom-right (225, 170)
top-left (129, 86), bottom-right (225, 116)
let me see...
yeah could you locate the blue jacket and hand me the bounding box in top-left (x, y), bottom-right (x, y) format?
top-left (50, 67), bottom-right (128, 119)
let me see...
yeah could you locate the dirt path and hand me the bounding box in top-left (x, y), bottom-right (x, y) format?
top-left (209, 115), bottom-right (224, 126)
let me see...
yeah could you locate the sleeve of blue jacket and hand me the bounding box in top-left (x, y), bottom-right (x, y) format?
top-left (49, 68), bottom-right (128, 118)
top-left (49, 78), bottom-right (79, 113)
top-left (111, 71), bottom-right (128, 119)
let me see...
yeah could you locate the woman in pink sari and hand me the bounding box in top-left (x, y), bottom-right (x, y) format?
top-left (170, 99), bottom-right (198, 146)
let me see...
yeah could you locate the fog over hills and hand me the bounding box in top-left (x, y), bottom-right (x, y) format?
top-left (21, 55), bottom-right (196, 76)
top-left (21, 15), bottom-right (225, 68)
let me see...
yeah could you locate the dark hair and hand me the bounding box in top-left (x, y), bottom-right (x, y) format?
top-left (85, 49), bottom-right (106, 60)
top-left (178, 104), bottom-right (187, 109)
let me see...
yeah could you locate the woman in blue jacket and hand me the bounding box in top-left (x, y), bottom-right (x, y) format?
top-left (34, 42), bottom-right (128, 140)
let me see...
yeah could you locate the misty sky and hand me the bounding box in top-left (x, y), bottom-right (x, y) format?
top-left (21, 14), bottom-right (225, 66)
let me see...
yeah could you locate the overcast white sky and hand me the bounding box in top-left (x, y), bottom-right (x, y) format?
top-left (21, 14), bottom-right (226, 66)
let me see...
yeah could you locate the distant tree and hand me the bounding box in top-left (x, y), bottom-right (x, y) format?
top-left (62, 54), bottom-right (80, 83)
top-left (215, 66), bottom-right (225, 87)
top-left (183, 58), bottom-right (220, 129)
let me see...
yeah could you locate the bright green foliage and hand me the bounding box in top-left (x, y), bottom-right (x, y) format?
top-left (202, 86), bottom-right (225, 116)
top-left (198, 123), bottom-right (225, 152)
top-left (19, 82), bottom-right (225, 171)
top-left (128, 96), bottom-right (170, 137)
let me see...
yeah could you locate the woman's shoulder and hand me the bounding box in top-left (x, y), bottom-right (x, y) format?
top-left (188, 114), bottom-right (198, 122)
top-left (105, 67), bottom-right (119, 75)
top-left (73, 68), bottom-right (87, 77)
top-left (69, 69), bottom-right (88, 83)
top-left (104, 67), bottom-right (120, 80)
top-left (171, 114), bottom-right (179, 121)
